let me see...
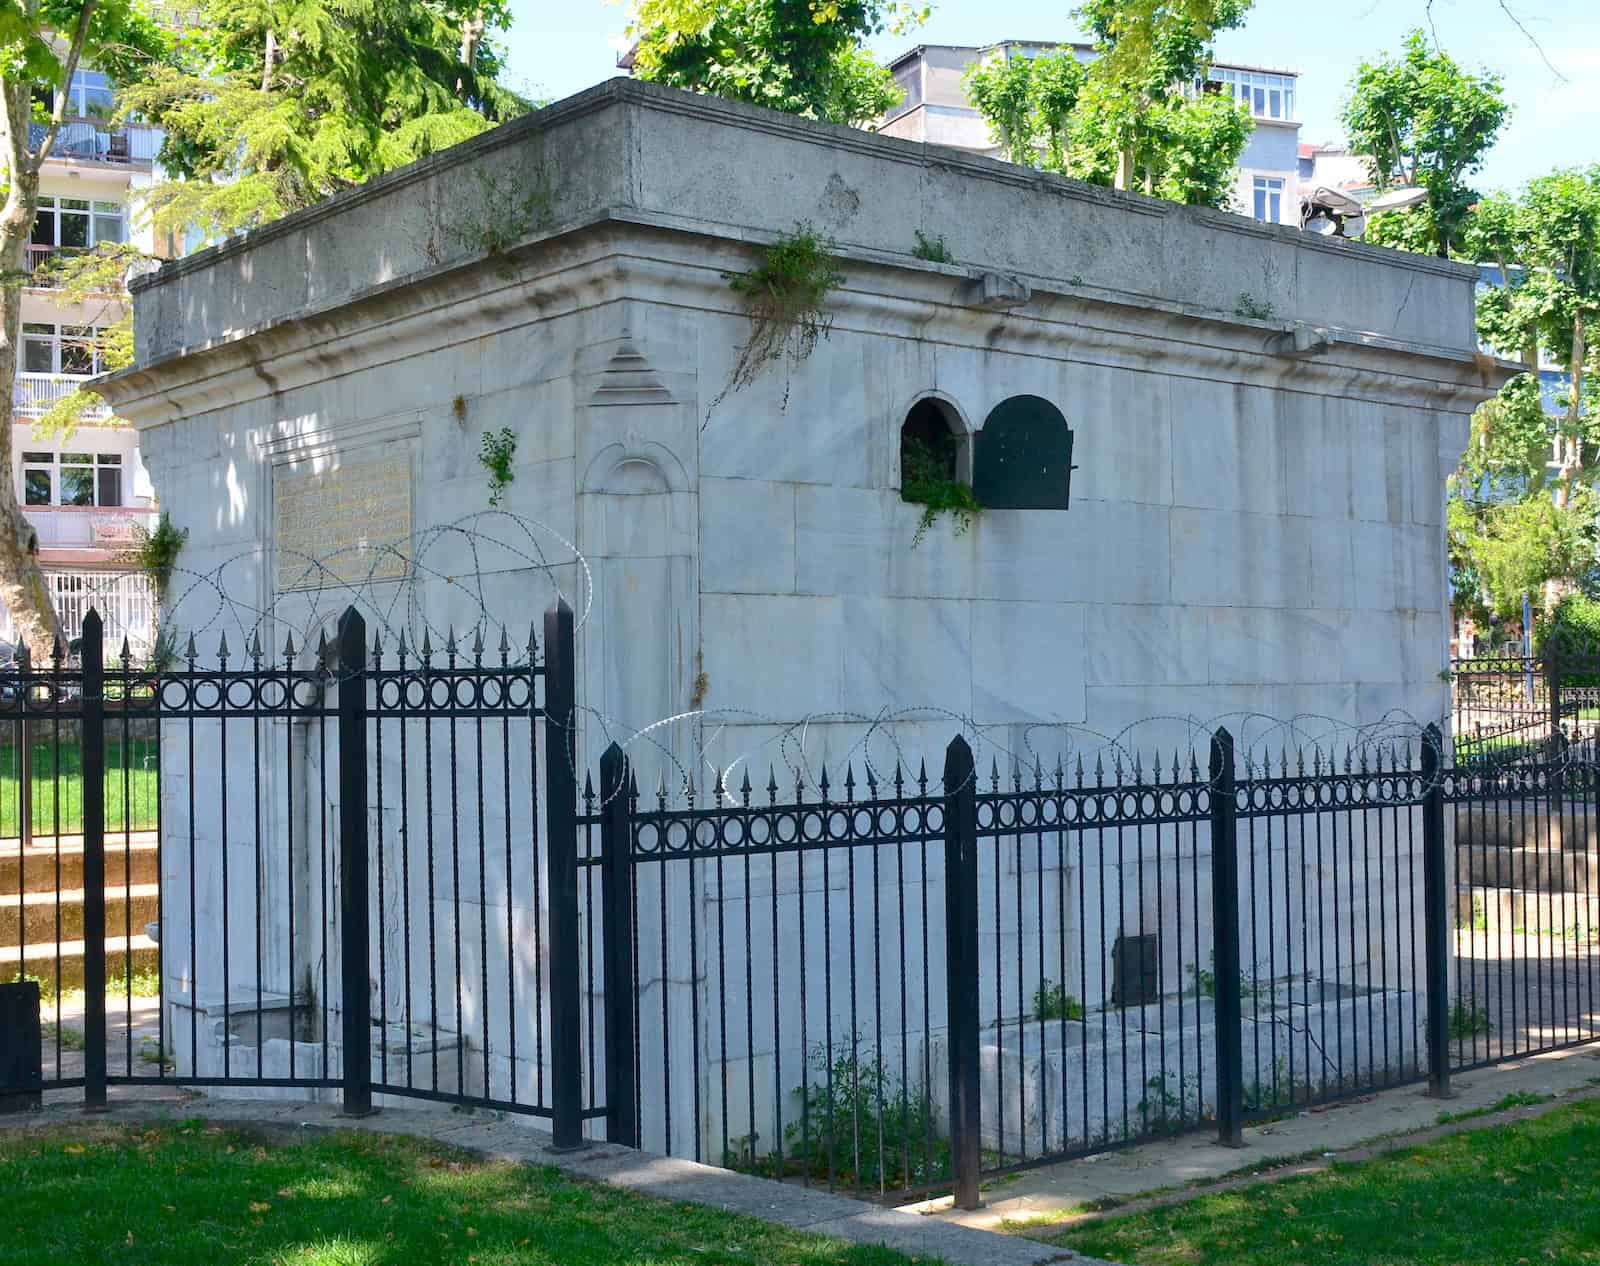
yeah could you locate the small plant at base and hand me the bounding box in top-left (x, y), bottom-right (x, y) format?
top-left (900, 435), bottom-right (981, 547)
top-left (912, 229), bottom-right (953, 263)
top-left (1234, 292), bottom-right (1274, 320)
top-left (479, 428), bottom-right (517, 507)
top-left (1448, 999), bottom-right (1492, 1039)
top-left (711, 224), bottom-right (844, 418)
top-left (1033, 978), bottom-right (1084, 1022)
top-left (1456, 895), bottom-right (1488, 932)
top-left (1190, 950), bottom-right (1267, 1001)
top-left (1137, 1071), bottom-right (1205, 1136)
top-left (780, 1038), bottom-right (945, 1189)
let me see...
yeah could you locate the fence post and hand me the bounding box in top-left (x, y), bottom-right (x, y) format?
top-left (544, 598), bottom-right (584, 1150)
top-left (336, 607), bottom-right (374, 1117)
top-left (1547, 657), bottom-right (1563, 756)
top-left (943, 734), bottom-right (981, 1210)
top-left (1421, 723), bottom-right (1453, 1098)
top-left (1209, 726), bottom-right (1243, 1148)
top-left (81, 610), bottom-right (107, 1111)
top-left (599, 742), bottom-right (638, 1147)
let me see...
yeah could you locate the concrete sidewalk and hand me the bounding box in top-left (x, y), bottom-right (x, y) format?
top-left (926, 1043), bottom-right (1600, 1234)
top-left (0, 1096), bottom-right (1111, 1266)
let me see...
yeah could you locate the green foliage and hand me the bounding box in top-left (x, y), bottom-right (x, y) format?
top-left (628, 0), bottom-right (921, 127)
top-left (1455, 895), bottom-right (1488, 932)
top-left (1535, 593), bottom-right (1600, 662)
top-left (899, 435), bottom-right (981, 547)
top-left (1233, 292), bottom-right (1273, 320)
top-left (781, 1039), bottom-right (945, 1189)
top-left (963, 7), bottom-right (1254, 210)
top-left (0, 1124), bottom-right (926, 1266)
top-left (1341, 30), bottom-right (1509, 257)
top-left (1055, 1098), bottom-right (1600, 1265)
top-left (1033, 979), bottom-right (1085, 1022)
top-left (717, 224), bottom-right (844, 411)
top-left (1448, 999), bottom-right (1493, 1039)
top-left (124, 0), bottom-right (532, 239)
top-left (1448, 488), bottom-right (1599, 622)
top-left (1189, 950), bottom-right (1266, 1001)
top-left (125, 512), bottom-right (189, 606)
top-left (911, 230), bottom-right (953, 263)
top-left (1136, 1072), bottom-right (1205, 1136)
top-left (478, 427), bottom-right (516, 507)
top-left (441, 168), bottom-right (553, 265)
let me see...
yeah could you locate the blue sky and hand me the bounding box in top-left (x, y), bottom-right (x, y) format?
top-left (499, 0), bottom-right (1596, 193)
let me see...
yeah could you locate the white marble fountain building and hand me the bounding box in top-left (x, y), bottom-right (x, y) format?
top-left (97, 80), bottom-right (1506, 1154)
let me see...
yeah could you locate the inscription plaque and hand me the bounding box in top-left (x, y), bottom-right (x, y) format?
top-left (274, 450), bottom-right (412, 591)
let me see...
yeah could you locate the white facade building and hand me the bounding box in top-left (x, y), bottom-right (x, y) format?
top-left (5, 66), bottom-right (163, 654)
top-left (878, 41), bottom-right (1303, 225)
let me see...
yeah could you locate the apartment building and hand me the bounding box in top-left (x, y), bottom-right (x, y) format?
top-left (878, 41), bottom-right (1303, 225)
top-left (6, 66), bottom-right (163, 656)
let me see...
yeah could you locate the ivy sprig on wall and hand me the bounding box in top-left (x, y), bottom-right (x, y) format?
top-left (479, 427), bottom-right (517, 507)
top-left (709, 223), bottom-right (844, 421)
top-left (900, 435), bottom-right (982, 548)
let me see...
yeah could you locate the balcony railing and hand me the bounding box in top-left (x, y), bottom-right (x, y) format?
top-left (28, 119), bottom-right (160, 164)
top-left (12, 373), bottom-right (111, 422)
top-left (22, 505), bottom-right (157, 555)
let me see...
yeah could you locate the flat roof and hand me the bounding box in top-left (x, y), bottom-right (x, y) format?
top-left (887, 40), bottom-right (1300, 79)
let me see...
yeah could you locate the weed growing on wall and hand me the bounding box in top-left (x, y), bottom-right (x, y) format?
top-left (1234, 292), bottom-right (1275, 320)
top-left (900, 435), bottom-right (982, 548)
top-left (710, 224), bottom-right (844, 420)
top-left (1449, 999), bottom-right (1493, 1039)
top-left (126, 513), bottom-right (188, 606)
top-left (1033, 979), bottom-right (1085, 1022)
top-left (912, 230), bottom-right (954, 263)
top-left (479, 428), bottom-right (517, 507)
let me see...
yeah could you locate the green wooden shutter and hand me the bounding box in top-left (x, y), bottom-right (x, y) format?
top-left (973, 395), bottom-right (1076, 510)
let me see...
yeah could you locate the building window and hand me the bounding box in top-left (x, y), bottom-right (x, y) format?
top-left (18, 323), bottom-right (109, 376)
top-left (1253, 176), bottom-right (1285, 223)
top-left (19, 451), bottom-right (122, 507)
top-left (973, 396), bottom-right (1076, 510)
top-left (1208, 68), bottom-right (1296, 121)
top-left (32, 196), bottom-right (126, 252)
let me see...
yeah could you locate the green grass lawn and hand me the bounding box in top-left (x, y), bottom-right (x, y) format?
top-left (0, 736), bottom-right (158, 838)
top-left (1044, 1099), bottom-right (1600, 1265)
top-left (0, 1123), bottom-right (931, 1266)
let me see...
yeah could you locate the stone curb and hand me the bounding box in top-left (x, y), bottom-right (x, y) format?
top-left (1, 1097), bottom-right (1110, 1266)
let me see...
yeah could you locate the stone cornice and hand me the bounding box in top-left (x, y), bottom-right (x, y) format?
top-left (130, 78), bottom-right (1476, 307)
top-left (98, 214), bottom-right (1509, 428)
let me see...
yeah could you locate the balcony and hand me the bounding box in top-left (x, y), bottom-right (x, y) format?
top-left (21, 505), bottom-right (158, 555)
top-left (13, 373), bottom-right (112, 422)
top-left (28, 119), bottom-right (160, 165)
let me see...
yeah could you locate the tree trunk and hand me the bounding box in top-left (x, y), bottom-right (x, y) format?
top-left (0, 175), bottom-right (65, 659)
top-left (262, 28), bottom-right (277, 92)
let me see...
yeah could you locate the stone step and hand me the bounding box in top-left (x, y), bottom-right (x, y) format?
top-left (1456, 886), bottom-right (1600, 939)
top-left (0, 883), bottom-right (160, 945)
top-left (1457, 842), bottom-right (1600, 893)
top-left (1455, 803), bottom-right (1600, 853)
top-left (0, 836), bottom-right (159, 895)
top-left (0, 933), bottom-right (159, 991)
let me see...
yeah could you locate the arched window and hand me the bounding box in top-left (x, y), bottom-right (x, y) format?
top-left (973, 395), bottom-right (1075, 510)
top-left (898, 397), bottom-right (969, 498)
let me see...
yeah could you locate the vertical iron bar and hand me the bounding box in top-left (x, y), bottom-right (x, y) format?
top-left (543, 599), bottom-right (583, 1150)
top-left (943, 735), bottom-right (980, 1210)
top-left (81, 611), bottom-right (107, 1110)
top-left (599, 743), bottom-right (638, 1146)
top-left (1210, 727), bottom-right (1242, 1148)
top-left (337, 609), bottom-right (373, 1116)
top-left (1422, 725), bottom-right (1451, 1096)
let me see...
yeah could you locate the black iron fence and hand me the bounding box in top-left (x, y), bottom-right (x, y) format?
top-left (4, 612), bottom-right (1600, 1215)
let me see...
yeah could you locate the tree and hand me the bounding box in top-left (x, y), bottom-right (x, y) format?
top-left (0, 0), bottom-right (166, 656)
top-left (626, 0), bottom-right (920, 128)
top-left (1448, 166), bottom-right (1600, 617)
top-left (1341, 30), bottom-right (1508, 259)
top-left (962, 0), bottom-right (1253, 209)
top-left (124, 0), bottom-right (530, 238)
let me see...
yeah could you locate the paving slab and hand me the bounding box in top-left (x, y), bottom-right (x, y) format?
top-left (926, 1042), bottom-right (1600, 1232)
